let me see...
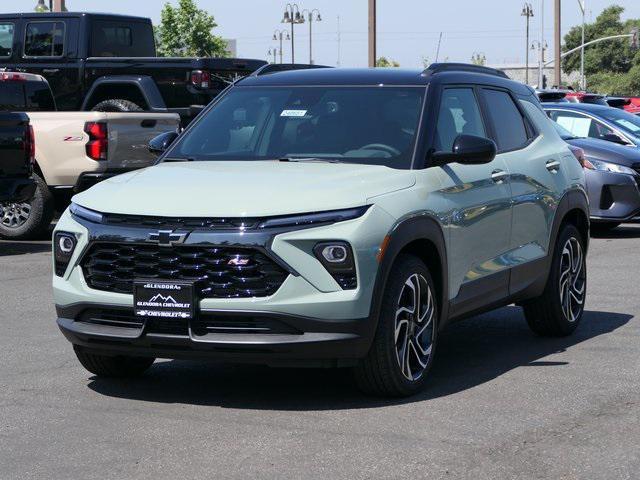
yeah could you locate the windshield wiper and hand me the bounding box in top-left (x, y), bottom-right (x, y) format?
top-left (162, 157), bottom-right (197, 162)
top-left (278, 157), bottom-right (341, 163)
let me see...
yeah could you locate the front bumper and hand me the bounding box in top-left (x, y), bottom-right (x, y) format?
top-left (0, 177), bottom-right (36, 203)
top-left (586, 169), bottom-right (640, 222)
top-left (53, 204), bottom-right (396, 363)
top-left (57, 304), bottom-right (372, 366)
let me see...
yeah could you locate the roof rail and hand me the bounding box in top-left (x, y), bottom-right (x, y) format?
top-left (422, 63), bottom-right (509, 79)
top-left (250, 63), bottom-right (332, 77)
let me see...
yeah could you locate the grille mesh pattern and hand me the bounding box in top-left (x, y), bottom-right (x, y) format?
top-left (81, 243), bottom-right (288, 298)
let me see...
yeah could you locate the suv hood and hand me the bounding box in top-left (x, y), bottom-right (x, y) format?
top-left (73, 161), bottom-right (416, 217)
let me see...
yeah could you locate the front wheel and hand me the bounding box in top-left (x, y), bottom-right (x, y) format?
top-left (523, 224), bottom-right (587, 336)
top-left (353, 255), bottom-right (438, 397)
top-left (73, 346), bottom-right (155, 378)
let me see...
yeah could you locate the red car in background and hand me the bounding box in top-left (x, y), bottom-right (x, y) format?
top-left (623, 97), bottom-right (640, 115)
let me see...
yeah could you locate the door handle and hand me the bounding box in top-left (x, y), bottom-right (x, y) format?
top-left (546, 160), bottom-right (561, 173)
top-left (491, 169), bottom-right (508, 183)
top-left (42, 68), bottom-right (60, 74)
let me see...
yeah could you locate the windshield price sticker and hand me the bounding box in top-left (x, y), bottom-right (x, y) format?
top-left (280, 109), bottom-right (307, 117)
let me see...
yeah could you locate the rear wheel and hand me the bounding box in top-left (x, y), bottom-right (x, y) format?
top-left (92, 99), bottom-right (143, 112)
top-left (353, 255), bottom-right (438, 397)
top-left (0, 173), bottom-right (54, 240)
top-left (523, 224), bottom-right (586, 336)
top-left (73, 346), bottom-right (155, 378)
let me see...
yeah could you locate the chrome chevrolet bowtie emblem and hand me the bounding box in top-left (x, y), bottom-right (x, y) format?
top-left (148, 230), bottom-right (188, 247)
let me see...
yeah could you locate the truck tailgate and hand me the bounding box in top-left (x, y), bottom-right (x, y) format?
top-left (102, 112), bottom-right (180, 170)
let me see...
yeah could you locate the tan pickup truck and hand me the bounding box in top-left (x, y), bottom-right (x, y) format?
top-left (0, 73), bottom-right (179, 239)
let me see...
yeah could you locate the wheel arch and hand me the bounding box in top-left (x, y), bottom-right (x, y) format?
top-left (370, 213), bottom-right (450, 332)
top-left (81, 76), bottom-right (166, 112)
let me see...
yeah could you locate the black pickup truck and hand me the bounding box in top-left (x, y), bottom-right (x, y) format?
top-left (0, 111), bottom-right (35, 211)
top-left (0, 12), bottom-right (266, 121)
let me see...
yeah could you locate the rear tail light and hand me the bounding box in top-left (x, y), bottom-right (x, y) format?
top-left (568, 145), bottom-right (587, 168)
top-left (84, 121), bottom-right (108, 161)
top-left (24, 124), bottom-right (35, 166)
top-left (190, 70), bottom-right (211, 89)
top-left (0, 72), bottom-right (27, 82)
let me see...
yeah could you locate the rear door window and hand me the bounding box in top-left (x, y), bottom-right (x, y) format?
top-left (0, 23), bottom-right (14, 58)
top-left (435, 88), bottom-right (486, 151)
top-left (24, 22), bottom-right (65, 57)
top-left (482, 89), bottom-right (529, 152)
top-left (90, 21), bottom-right (155, 57)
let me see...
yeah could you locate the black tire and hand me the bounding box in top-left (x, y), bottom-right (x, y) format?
top-left (0, 173), bottom-right (54, 240)
top-left (353, 254), bottom-right (438, 397)
top-left (91, 99), bottom-right (143, 112)
top-left (523, 224), bottom-right (587, 337)
top-left (73, 346), bottom-right (155, 378)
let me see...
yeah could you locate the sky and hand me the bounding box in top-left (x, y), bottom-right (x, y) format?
top-left (3, 0), bottom-right (640, 68)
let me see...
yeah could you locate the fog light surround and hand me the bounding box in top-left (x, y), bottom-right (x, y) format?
top-left (54, 232), bottom-right (77, 277)
top-left (313, 241), bottom-right (357, 290)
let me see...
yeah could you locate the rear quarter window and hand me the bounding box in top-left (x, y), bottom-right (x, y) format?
top-left (482, 89), bottom-right (529, 152)
top-left (90, 21), bottom-right (155, 57)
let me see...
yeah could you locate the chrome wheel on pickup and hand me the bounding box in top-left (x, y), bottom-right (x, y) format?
top-left (0, 202), bottom-right (31, 229)
top-left (0, 174), bottom-right (54, 240)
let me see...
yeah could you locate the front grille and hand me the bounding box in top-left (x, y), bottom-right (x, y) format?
top-left (103, 213), bottom-right (260, 230)
top-left (81, 243), bottom-right (289, 298)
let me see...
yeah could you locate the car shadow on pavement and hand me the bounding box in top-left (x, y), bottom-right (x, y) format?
top-left (87, 306), bottom-right (633, 410)
top-left (0, 239), bottom-right (51, 256)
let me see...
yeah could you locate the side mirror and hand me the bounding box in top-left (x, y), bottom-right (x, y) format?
top-left (601, 133), bottom-right (628, 145)
top-left (431, 134), bottom-right (497, 166)
top-left (148, 131), bottom-right (179, 155)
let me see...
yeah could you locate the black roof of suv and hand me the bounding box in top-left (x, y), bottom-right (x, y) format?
top-left (239, 64), bottom-right (534, 97)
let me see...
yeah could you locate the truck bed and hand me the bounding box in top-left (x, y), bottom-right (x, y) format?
top-left (25, 111), bottom-right (180, 187)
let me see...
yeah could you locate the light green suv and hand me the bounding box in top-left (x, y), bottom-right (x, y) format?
top-left (53, 64), bottom-right (589, 396)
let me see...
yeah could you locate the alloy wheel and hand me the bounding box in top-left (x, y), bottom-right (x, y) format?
top-left (394, 273), bottom-right (435, 381)
top-left (0, 202), bottom-right (31, 229)
top-left (559, 237), bottom-right (585, 322)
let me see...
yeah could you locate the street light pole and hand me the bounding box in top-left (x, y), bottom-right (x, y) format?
top-left (302, 9), bottom-right (321, 64)
top-left (368, 0), bottom-right (376, 67)
top-left (539, 0), bottom-right (545, 88)
top-left (554, 0), bottom-right (561, 87)
top-left (522, 3), bottom-right (534, 85)
top-left (577, 0), bottom-right (586, 90)
top-left (282, 4), bottom-right (303, 64)
top-left (273, 30), bottom-right (290, 64)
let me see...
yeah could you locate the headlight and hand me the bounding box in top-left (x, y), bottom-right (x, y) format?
top-left (313, 241), bottom-right (357, 290)
top-left (69, 203), bottom-right (104, 223)
top-left (584, 158), bottom-right (636, 175)
top-left (54, 232), bottom-right (77, 277)
top-left (258, 206), bottom-right (370, 229)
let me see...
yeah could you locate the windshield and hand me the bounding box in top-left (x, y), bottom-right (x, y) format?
top-left (551, 119), bottom-right (578, 140)
top-left (599, 108), bottom-right (640, 139)
top-left (167, 86), bottom-right (426, 169)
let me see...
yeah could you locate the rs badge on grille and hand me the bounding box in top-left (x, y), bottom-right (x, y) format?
top-left (148, 230), bottom-right (188, 247)
top-left (228, 257), bottom-right (250, 266)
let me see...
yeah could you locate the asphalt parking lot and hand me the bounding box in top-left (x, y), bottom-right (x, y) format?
top-left (1, 225), bottom-right (639, 480)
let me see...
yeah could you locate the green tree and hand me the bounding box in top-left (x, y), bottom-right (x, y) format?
top-left (156, 0), bottom-right (228, 57)
top-left (471, 53), bottom-right (486, 66)
top-left (376, 56), bottom-right (400, 67)
top-left (562, 5), bottom-right (640, 94)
